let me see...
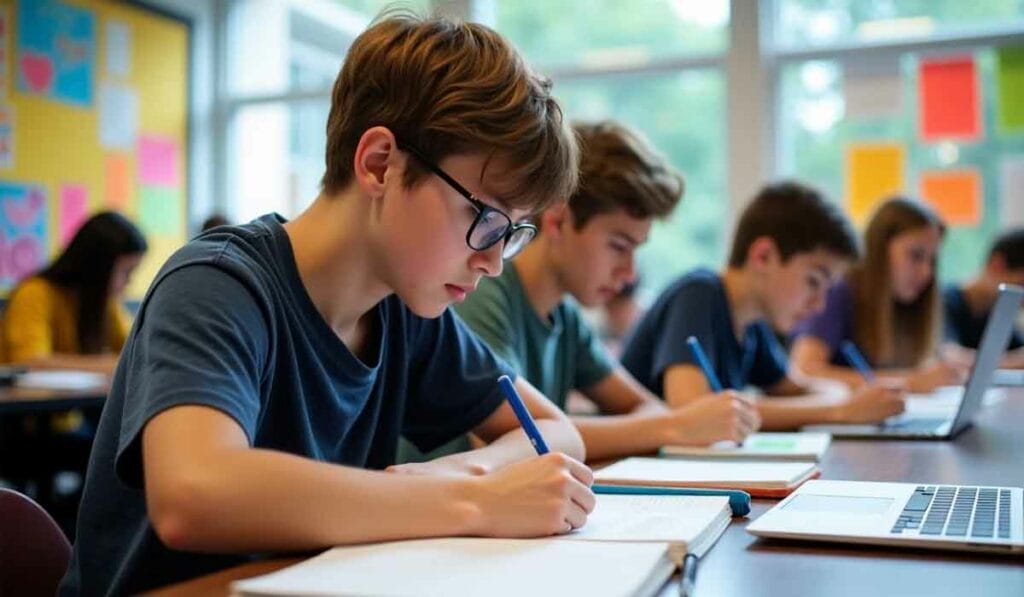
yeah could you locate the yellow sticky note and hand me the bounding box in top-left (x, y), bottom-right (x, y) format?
top-left (920, 169), bottom-right (982, 226)
top-left (845, 143), bottom-right (905, 224)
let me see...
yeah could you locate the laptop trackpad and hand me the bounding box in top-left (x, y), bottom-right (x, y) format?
top-left (783, 494), bottom-right (894, 514)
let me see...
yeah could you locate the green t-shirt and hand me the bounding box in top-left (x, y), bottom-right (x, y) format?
top-left (397, 264), bottom-right (615, 463)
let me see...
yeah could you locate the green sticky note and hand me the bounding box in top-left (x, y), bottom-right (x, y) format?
top-left (997, 46), bottom-right (1024, 132)
top-left (139, 186), bottom-right (183, 235)
top-left (747, 438), bottom-right (797, 450)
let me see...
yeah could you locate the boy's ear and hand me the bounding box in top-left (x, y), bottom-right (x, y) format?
top-left (747, 236), bottom-right (781, 269)
top-left (540, 203), bottom-right (571, 238)
top-left (352, 126), bottom-right (398, 199)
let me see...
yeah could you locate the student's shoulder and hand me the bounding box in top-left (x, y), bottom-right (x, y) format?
top-left (8, 275), bottom-right (60, 302)
top-left (657, 268), bottom-right (724, 307)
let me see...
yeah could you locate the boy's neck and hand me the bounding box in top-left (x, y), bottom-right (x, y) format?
top-left (513, 238), bottom-right (567, 321)
top-left (961, 276), bottom-right (1000, 315)
top-left (720, 266), bottom-right (764, 341)
top-left (283, 191), bottom-right (392, 342)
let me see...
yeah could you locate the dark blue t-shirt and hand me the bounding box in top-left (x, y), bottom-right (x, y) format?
top-left (59, 215), bottom-right (512, 595)
top-left (620, 269), bottom-right (788, 396)
top-left (943, 285), bottom-right (1024, 350)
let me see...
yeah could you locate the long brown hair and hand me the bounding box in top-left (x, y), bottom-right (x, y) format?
top-left (848, 197), bottom-right (945, 367)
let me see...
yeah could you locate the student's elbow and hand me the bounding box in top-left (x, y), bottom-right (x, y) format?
top-left (147, 471), bottom-right (220, 551)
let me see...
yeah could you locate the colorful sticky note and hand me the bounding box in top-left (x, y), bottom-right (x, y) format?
top-left (139, 186), bottom-right (183, 235)
top-left (996, 46), bottom-right (1024, 132)
top-left (105, 154), bottom-right (132, 209)
top-left (138, 135), bottom-right (179, 187)
top-left (105, 20), bottom-right (131, 77)
top-left (919, 57), bottom-right (981, 142)
top-left (999, 156), bottom-right (1024, 229)
top-left (919, 169), bottom-right (982, 227)
top-left (0, 182), bottom-right (48, 289)
top-left (845, 142), bottom-right (905, 223)
top-left (844, 56), bottom-right (903, 120)
top-left (99, 82), bottom-right (138, 150)
top-left (59, 184), bottom-right (88, 246)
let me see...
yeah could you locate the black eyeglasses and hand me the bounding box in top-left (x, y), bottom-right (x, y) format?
top-left (398, 142), bottom-right (537, 260)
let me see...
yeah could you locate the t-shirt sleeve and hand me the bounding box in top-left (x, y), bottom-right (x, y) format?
top-left (791, 282), bottom-right (851, 358)
top-left (114, 265), bottom-right (269, 488)
top-left (747, 322), bottom-right (789, 389)
top-left (2, 278), bottom-right (56, 362)
top-left (569, 304), bottom-right (615, 390)
top-left (452, 280), bottom-right (522, 370)
top-left (648, 284), bottom-right (719, 389)
top-left (402, 308), bottom-right (516, 453)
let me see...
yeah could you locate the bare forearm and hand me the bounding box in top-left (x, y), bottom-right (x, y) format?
top-left (572, 412), bottom-right (666, 462)
top-left (460, 419), bottom-right (586, 471)
top-left (149, 447), bottom-right (479, 553)
top-left (756, 397), bottom-right (839, 430)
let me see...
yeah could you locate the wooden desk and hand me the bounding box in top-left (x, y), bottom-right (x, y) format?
top-left (150, 389), bottom-right (1024, 596)
top-left (0, 384), bottom-right (106, 415)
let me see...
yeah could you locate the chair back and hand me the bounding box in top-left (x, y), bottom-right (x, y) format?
top-left (0, 488), bottom-right (72, 596)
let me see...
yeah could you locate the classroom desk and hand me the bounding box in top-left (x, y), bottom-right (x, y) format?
top-left (0, 384), bottom-right (106, 415)
top-left (148, 388), bottom-right (1024, 597)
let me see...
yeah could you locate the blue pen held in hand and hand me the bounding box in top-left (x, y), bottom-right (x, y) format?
top-left (840, 340), bottom-right (876, 383)
top-left (497, 375), bottom-right (550, 455)
top-left (686, 336), bottom-right (723, 392)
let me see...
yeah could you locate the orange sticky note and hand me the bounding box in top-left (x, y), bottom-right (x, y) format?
top-left (919, 57), bottom-right (981, 142)
top-left (919, 169), bottom-right (982, 226)
top-left (845, 142), bottom-right (905, 224)
top-left (105, 153), bottom-right (133, 210)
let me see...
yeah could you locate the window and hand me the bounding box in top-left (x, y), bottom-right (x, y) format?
top-left (492, 0), bottom-right (730, 296)
top-left (773, 2), bottom-right (1024, 283)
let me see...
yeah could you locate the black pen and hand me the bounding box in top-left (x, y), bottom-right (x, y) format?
top-left (680, 553), bottom-right (699, 597)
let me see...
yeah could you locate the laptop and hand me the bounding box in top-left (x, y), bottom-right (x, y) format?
top-left (748, 479), bottom-right (1024, 555)
top-left (802, 284), bottom-right (1024, 440)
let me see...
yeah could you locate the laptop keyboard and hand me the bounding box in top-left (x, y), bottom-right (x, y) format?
top-left (890, 486), bottom-right (1013, 539)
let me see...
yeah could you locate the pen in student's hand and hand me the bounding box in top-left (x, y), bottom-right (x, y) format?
top-left (686, 336), bottom-right (723, 392)
top-left (840, 340), bottom-right (876, 383)
top-left (680, 553), bottom-right (699, 597)
top-left (497, 375), bottom-right (550, 455)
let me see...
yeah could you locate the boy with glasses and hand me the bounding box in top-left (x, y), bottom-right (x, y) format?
top-left (415, 121), bottom-right (761, 464)
top-left (61, 14), bottom-right (592, 594)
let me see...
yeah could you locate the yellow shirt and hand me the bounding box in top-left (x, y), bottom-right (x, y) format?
top-left (0, 276), bottom-right (131, 364)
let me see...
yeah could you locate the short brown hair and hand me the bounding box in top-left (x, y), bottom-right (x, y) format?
top-left (568, 121), bottom-right (684, 229)
top-left (321, 11), bottom-right (578, 212)
top-left (728, 181), bottom-right (859, 267)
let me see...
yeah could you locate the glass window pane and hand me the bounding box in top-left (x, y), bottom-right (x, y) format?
top-left (553, 69), bottom-right (726, 296)
top-left (777, 49), bottom-right (1024, 284)
top-left (228, 100), bottom-right (329, 223)
top-left (495, 0), bottom-right (729, 71)
top-left (774, 0), bottom-right (1024, 49)
top-left (226, 0), bottom-right (427, 97)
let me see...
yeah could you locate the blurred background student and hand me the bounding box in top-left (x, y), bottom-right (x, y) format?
top-left (942, 227), bottom-right (1024, 369)
top-left (1, 211), bottom-right (148, 374)
top-left (790, 197), bottom-right (965, 392)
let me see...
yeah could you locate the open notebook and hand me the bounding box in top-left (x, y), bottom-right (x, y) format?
top-left (660, 432), bottom-right (831, 462)
top-left (595, 457), bottom-right (820, 498)
top-left (231, 494), bottom-right (730, 597)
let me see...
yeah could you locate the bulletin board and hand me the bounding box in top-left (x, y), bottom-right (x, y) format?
top-left (0, 0), bottom-right (189, 299)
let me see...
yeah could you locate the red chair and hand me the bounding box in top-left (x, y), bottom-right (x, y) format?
top-left (0, 487), bottom-right (71, 596)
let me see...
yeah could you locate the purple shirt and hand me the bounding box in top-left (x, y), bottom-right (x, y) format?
top-left (791, 279), bottom-right (858, 366)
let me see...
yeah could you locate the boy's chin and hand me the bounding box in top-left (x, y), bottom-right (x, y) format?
top-left (400, 295), bottom-right (450, 319)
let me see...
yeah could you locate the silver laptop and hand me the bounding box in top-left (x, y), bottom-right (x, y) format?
top-left (748, 479), bottom-right (1024, 555)
top-left (802, 284), bottom-right (1024, 440)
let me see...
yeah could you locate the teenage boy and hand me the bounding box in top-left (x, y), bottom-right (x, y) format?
top-left (447, 122), bottom-right (760, 463)
top-left (944, 227), bottom-right (1024, 368)
top-left (621, 181), bottom-right (905, 430)
top-left (61, 15), bottom-right (595, 595)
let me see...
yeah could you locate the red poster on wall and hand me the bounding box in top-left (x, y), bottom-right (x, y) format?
top-left (919, 57), bottom-right (981, 142)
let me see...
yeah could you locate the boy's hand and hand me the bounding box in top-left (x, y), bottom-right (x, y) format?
top-left (386, 452), bottom-right (490, 477)
top-left (832, 385), bottom-right (905, 423)
top-left (465, 452), bottom-right (595, 537)
top-left (662, 390), bottom-right (761, 446)
top-left (905, 361), bottom-right (967, 393)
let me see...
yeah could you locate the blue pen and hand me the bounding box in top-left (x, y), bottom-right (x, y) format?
top-left (497, 375), bottom-right (550, 455)
top-left (686, 336), bottom-right (723, 392)
top-left (840, 340), bottom-right (875, 383)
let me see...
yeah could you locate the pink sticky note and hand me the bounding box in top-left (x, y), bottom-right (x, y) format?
top-left (138, 135), bottom-right (179, 187)
top-left (59, 185), bottom-right (88, 246)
